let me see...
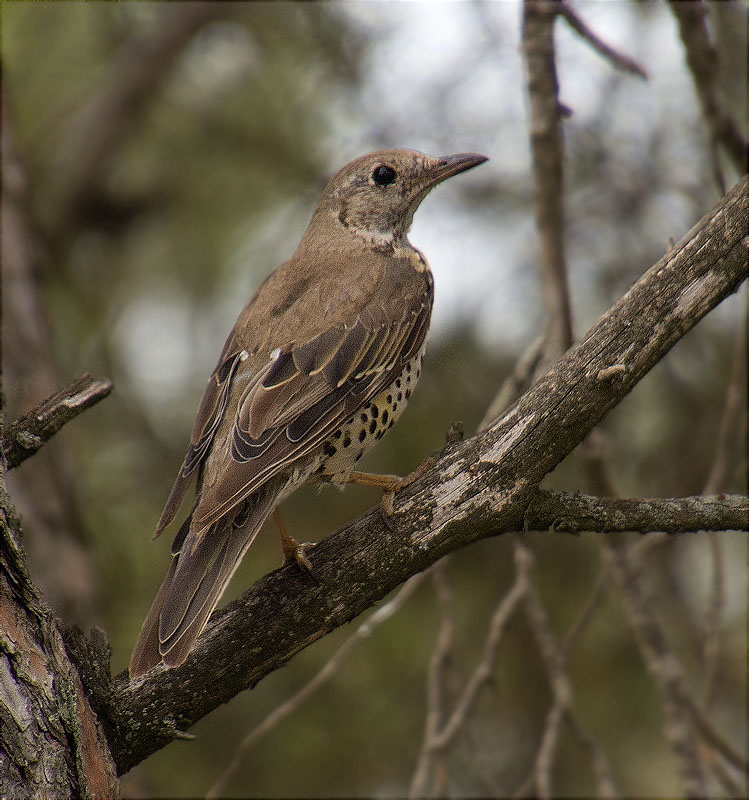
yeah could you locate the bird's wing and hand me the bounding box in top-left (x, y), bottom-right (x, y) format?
top-left (189, 269), bottom-right (432, 538)
top-left (154, 338), bottom-right (248, 536)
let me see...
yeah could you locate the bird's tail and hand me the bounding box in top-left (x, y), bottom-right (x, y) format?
top-left (129, 479), bottom-right (285, 679)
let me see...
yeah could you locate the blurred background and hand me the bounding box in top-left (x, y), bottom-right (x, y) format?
top-left (3, 2), bottom-right (746, 797)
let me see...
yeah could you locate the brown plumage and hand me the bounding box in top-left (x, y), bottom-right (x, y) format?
top-left (129, 149), bottom-right (487, 679)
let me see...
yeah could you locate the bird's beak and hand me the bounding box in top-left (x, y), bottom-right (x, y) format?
top-left (428, 153), bottom-right (489, 185)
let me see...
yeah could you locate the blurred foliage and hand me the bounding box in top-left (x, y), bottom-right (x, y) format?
top-left (3, 2), bottom-right (746, 798)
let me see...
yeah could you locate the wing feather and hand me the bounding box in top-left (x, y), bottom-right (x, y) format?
top-left (190, 282), bottom-right (432, 535)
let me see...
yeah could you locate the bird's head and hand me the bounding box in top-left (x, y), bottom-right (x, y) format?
top-left (312, 148), bottom-right (488, 247)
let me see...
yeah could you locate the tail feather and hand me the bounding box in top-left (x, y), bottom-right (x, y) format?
top-left (129, 480), bottom-right (285, 680)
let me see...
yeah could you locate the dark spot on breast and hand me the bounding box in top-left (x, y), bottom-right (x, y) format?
top-left (371, 405), bottom-right (379, 418)
top-left (355, 451), bottom-right (363, 461)
top-left (392, 403), bottom-right (398, 413)
top-left (396, 378), bottom-right (401, 388)
top-left (382, 410), bottom-right (389, 425)
top-left (270, 276), bottom-right (313, 317)
top-left (315, 463), bottom-right (326, 474)
top-left (406, 363), bottom-right (412, 373)
top-left (333, 430), bottom-right (342, 439)
top-left (343, 435), bottom-right (351, 448)
top-left (397, 392), bottom-right (402, 401)
top-left (387, 394), bottom-right (393, 404)
top-left (388, 420), bottom-right (394, 429)
top-left (405, 389), bottom-right (411, 399)
top-left (323, 441), bottom-right (336, 457)
top-left (375, 430), bottom-right (384, 440)
top-left (369, 419), bottom-right (377, 434)
top-left (358, 429), bottom-right (366, 443)
top-left (361, 412), bottom-right (368, 422)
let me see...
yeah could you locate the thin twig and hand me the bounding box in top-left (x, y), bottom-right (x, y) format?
top-left (409, 560), bottom-right (454, 799)
top-left (602, 539), bottom-right (708, 797)
top-left (522, 0), bottom-right (574, 371)
top-left (206, 572), bottom-right (424, 799)
top-left (559, 1), bottom-right (648, 79)
top-left (669, 0), bottom-right (748, 176)
top-left (2, 375), bottom-right (113, 470)
top-left (565, 713), bottom-right (618, 799)
top-left (560, 566), bottom-right (608, 655)
top-left (679, 686), bottom-right (749, 777)
top-left (428, 555), bottom-right (530, 753)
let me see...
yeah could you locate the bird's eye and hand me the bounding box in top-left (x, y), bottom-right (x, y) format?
top-left (372, 165), bottom-right (396, 186)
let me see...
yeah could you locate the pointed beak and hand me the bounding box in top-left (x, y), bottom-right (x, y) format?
top-left (428, 152), bottom-right (488, 185)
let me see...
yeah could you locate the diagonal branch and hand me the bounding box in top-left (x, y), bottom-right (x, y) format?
top-left (669, 0), bottom-right (748, 177)
top-left (2, 375), bottom-right (113, 470)
top-left (102, 177), bottom-right (747, 774)
top-left (559, 1), bottom-right (648, 79)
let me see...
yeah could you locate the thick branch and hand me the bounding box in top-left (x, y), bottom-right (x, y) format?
top-left (105, 177), bottom-right (747, 774)
top-left (2, 375), bottom-right (113, 470)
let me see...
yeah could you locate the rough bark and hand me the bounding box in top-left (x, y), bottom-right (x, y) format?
top-left (100, 176), bottom-right (747, 775)
top-left (0, 486), bottom-right (119, 799)
top-left (2, 375), bottom-right (113, 470)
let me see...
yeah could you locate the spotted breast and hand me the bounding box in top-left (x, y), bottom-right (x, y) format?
top-left (312, 344), bottom-right (426, 484)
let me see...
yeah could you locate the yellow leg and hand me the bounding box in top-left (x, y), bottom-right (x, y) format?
top-left (346, 456), bottom-right (435, 515)
top-left (273, 508), bottom-right (313, 573)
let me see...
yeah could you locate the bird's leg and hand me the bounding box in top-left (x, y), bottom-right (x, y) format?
top-left (346, 456), bottom-right (435, 515)
top-left (273, 508), bottom-right (314, 573)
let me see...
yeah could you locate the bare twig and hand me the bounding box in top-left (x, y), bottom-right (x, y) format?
top-left (409, 560), bottom-right (455, 799)
top-left (428, 552), bottom-right (530, 754)
top-left (565, 713), bottom-right (618, 799)
top-left (669, 0), bottom-right (748, 176)
top-left (206, 572), bottom-right (424, 799)
top-left (679, 686), bottom-right (749, 777)
top-left (559, 1), bottom-right (648, 79)
top-left (2, 375), bottom-right (113, 470)
top-left (602, 539), bottom-right (708, 797)
top-left (704, 319), bottom-right (746, 495)
top-left (512, 543), bottom-right (618, 799)
top-left (559, 566), bottom-right (608, 655)
top-left (522, 0), bottom-right (574, 369)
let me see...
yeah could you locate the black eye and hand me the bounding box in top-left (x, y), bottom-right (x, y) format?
top-left (372, 165), bottom-right (396, 186)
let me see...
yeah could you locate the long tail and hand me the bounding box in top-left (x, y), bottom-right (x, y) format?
top-left (129, 479), bottom-right (285, 679)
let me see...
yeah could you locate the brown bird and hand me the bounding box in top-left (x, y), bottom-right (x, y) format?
top-left (129, 148), bottom-right (487, 679)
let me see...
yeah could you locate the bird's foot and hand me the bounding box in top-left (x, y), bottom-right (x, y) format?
top-left (274, 508), bottom-right (315, 574)
top-left (347, 456), bottom-right (436, 516)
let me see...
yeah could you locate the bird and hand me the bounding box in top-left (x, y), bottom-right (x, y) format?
top-left (129, 148), bottom-right (488, 679)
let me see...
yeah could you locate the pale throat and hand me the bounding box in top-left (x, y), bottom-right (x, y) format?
top-left (348, 224), bottom-right (429, 273)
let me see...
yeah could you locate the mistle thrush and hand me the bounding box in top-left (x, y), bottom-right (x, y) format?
top-left (129, 149), bottom-right (487, 678)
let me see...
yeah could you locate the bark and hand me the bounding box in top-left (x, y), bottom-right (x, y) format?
top-left (0, 485), bottom-right (119, 799)
top-left (2, 375), bottom-right (113, 470)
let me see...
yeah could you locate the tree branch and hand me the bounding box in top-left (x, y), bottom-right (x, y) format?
top-left (522, 0), bottom-right (574, 365)
top-left (525, 491), bottom-right (747, 534)
top-left (669, 0), bottom-right (748, 177)
top-left (97, 176), bottom-right (748, 775)
top-left (559, 1), bottom-right (648, 79)
top-left (2, 375), bottom-right (113, 470)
